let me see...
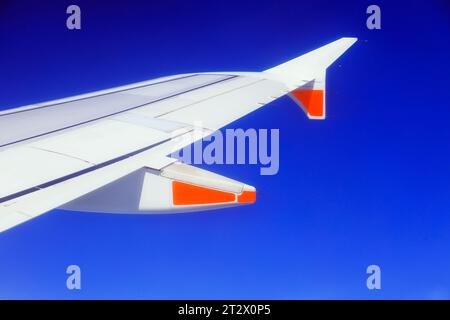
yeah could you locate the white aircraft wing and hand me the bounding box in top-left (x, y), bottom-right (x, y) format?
top-left (0, 37), bottom-right (357, 233)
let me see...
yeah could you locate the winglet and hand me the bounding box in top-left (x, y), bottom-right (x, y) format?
top-left (265, 37), bottom-right (357, 119)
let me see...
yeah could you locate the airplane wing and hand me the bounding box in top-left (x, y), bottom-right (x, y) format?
top-left (0, 37), bottom-right (357, 233)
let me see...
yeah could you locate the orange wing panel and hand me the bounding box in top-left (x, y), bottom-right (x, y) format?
top-left (172, 181), bottom-right (236, 205)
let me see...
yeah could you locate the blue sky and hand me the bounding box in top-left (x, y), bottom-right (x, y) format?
top-left (0, 0), bottom-right (449, 299)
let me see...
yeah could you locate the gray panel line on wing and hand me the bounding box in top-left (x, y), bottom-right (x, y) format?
top-left (0, 74), bottom-right (199, 117)
top-left (154, 78), bottom-right (266, 119)
top-left (28, 146), bottom-right (96, 165)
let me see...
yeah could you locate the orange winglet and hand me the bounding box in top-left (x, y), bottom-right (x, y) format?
top-left (237, 191), bottom-right (256, 204)
top-left (291, 89), bottom-right (324, 118)
top-left (172, 181), bottom-right (236, 205)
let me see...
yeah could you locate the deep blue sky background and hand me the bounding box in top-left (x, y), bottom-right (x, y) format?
top-left (0, 0), bottom-right (449, 299)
